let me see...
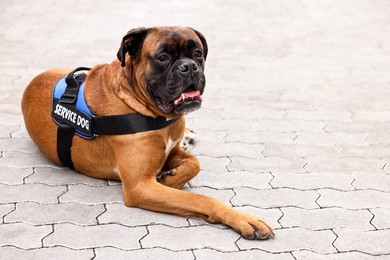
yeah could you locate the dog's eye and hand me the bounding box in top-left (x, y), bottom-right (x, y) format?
top-left (157, 54), bottom-right (169, 62)
top-left (194, 50), bottom-right (203, 58)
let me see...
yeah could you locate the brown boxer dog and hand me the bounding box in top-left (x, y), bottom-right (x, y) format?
top-left (21, 26), bottom-right (274, 240)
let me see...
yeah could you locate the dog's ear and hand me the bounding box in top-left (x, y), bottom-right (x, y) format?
top-left (191, 28), bottom-right (208, 60)
top-left (117, 27), bottom-right (149, 67)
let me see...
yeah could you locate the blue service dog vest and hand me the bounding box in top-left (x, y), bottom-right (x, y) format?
top-left (52, 74), bottom-right (94, 139)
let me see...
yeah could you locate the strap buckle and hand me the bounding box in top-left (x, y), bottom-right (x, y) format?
top-left (60, 92), bottom-right (78, 104)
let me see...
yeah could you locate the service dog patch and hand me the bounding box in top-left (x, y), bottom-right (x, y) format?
top-left (52, 99), bottom-right (93, 136)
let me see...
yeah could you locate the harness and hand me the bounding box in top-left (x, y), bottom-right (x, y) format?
top-left (52, 67), bottom-right (179, 170)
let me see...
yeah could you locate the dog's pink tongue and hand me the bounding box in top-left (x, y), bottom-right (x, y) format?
top-left (174, 90), bottom-right (201, 105)
top-left (184, 90), bottom-right (201, 98)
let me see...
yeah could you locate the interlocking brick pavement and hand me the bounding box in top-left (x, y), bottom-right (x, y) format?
top-left (1, 0), bottom-right (390, 259)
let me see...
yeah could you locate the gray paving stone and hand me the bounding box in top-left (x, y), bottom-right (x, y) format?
top-left (94, 247), bottom-right (194, 260)
top-left (317, 189), bottom-right (390, 209)
top-left (0, 137), bottom-right (39, 153)
top-left (280, 207), bottom-right (374, 230)
top-left (98, 203), bottom-right (189, 227)
top-left (197, 155), bottom-right (230, 173)
top-left (191, 142), bottom-right (265, 158)
top-left (287, 110), bottom-right (352, 122)
top-left (367, 132), bottom-right (390, 145)
top-left (193, 129), bottom-right (227, 143)
top-left (193, 118), bottom-right (257, 132)
top-left (5, 202), bottom-right (104, 225)
top-left (225, 131), bottom-right (296, 145)
top-left (292, 250), bottom-right (390, 260)
top-left (260, 95), bottom-right (314, 110)
top-left (189, 171), bottom-right (272, 189)
top-left (237, 227), bottom-right (337, 253)
top-left (231, 188), bottom-right (319, 209)
top-left (0, 223), bottom-right (52, 249)
top-left (304, 157), bottom-right (385, 174)
top-left (353, 111), bottom-right (390, 122)
top-left (107, 180), bottom-right (121, 186)
top-left (228, 156), bottom-right (307, 173)
top-left (0, 114), bottom-right (24, 126)
top-left (0, 165), bottom-right (32, 185)
top-left (9, 125), bottom-right (29, 138)
top-left (371, 208), bottom-right (390, 229)
top-left (44, 223), bottom-right (146, 250)
top-left (271, 172), bottom-right (354, 190)
top-left (280, 89), bottom-right (344, 104)
top-left (256, 119), bottom-right (325, 133)
top-left (0, 126), bottom-right (18, 139)
top-left (264, 144), bottom-right (338, 158)
top-left (26, 166), bottom-right (107, 186)
top-left (221, 108), bottom-right (286, 120)
top-left (338, 144), bottom-right (390, 159)
top-left (334, 228), bottom-right (390, 255)
top-left (0, 150), bottom-right (54, 167)
top-left (0, 183), bottom-right (66, 204)
top-left (194, 249), bottom-right (294, 260)
top-left (325, 121), bottom-right (390, 134)
top-left (0, 246), bottom-right (94, 260)
top-left (60, 184), bottom-right (123, 204)
top-left (352, 173), bottom-right (390, 192)
top-left (383, 163), bottom-right (390, 174)
top-left (186, 108), bottom-right (224, 122)
top-left (141, 225), bottom-right (239, 251)
top-left (203, 87), bottom-right (281, 104)
top-left (374, 100), bottom-right (390, 110)
top-left (0, 204), bottom-right (14, 221)
top-left (295, 132), bottom-right (368, 146)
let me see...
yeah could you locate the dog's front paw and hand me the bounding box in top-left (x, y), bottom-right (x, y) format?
top-left (180, 128), bottom-right (196, 151)
top-left (230, 212), bottom-right (275, 240)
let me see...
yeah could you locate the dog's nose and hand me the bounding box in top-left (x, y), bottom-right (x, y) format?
top-left (178, 60), bottom-right (199, 74)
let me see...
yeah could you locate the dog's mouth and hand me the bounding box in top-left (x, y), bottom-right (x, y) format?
top-left (155, 87), bottom-right (203, 114)
top-left (173, 89), bottom-right (202, 106)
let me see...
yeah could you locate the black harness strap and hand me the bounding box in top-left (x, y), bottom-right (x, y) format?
top-left (56, 67), bottom-right (90, 170)
top-left (57, 124), bottom-right (76, 170)
top-left (55, 67), bottom-right (179, 170)
top-left (93, 114), bottom-right (177, 135)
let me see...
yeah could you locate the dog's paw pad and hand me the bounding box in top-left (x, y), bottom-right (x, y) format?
top-left (249, 223), bottom-right (275, 240)
top-left (232, 213), bottom-right (275, 240)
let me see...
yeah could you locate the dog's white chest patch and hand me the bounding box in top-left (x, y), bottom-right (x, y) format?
top-left (165, 137), bottom-right (180, 156)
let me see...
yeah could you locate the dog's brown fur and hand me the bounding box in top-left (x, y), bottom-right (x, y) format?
top-left (21, 26), bottom-right (274, 240)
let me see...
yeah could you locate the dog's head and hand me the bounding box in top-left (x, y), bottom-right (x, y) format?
top-left (117, 26), bottom-right (207, 115)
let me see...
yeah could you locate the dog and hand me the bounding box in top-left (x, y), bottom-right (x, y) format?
top-left (21, 26), bottom-right (274, 240)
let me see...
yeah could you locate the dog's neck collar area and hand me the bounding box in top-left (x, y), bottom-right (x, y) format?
top-left (52, 67), bottom-right (180, 169)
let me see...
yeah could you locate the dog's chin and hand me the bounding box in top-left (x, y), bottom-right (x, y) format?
top-left (155, 90), bottom-right (203, 115)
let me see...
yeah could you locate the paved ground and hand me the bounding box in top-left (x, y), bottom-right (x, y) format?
top-left (1, 0), bottom-right (390, 259)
